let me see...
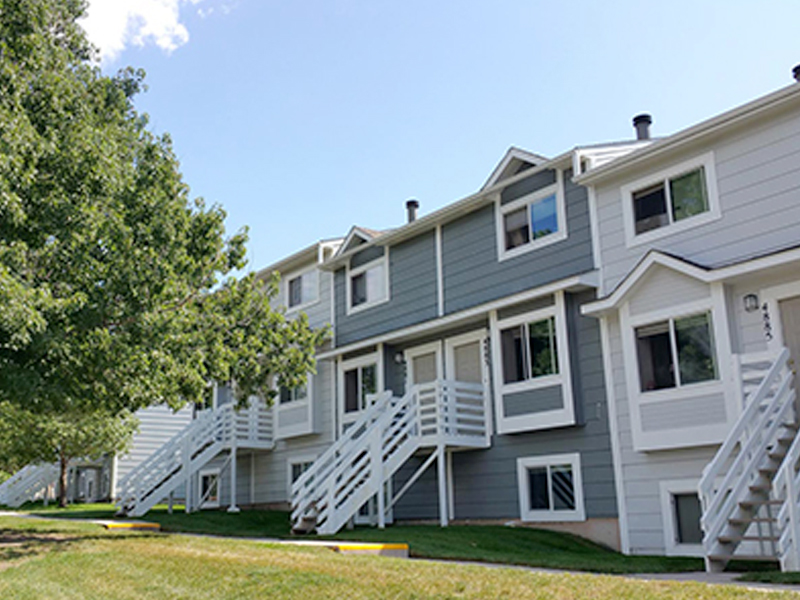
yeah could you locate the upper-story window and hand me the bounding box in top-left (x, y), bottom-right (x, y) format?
top-left (635, 311), bottom-right (718, 392)
top-left (347, 256), bottom-right (389, 314)
top-left (496, 171), bottom-right (567, 261)
top-left (286, 268), bottom-right (318, 311)
top-left (344, 362), bottom-right (377, 413)
top-left (279, 383), bottom-right (308, 404)
top-left (622, 152), bottom-right (720, 247)
top-left (500, 316), bottom-right (558, 385)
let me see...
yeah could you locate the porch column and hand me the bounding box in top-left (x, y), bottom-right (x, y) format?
top-left (228, 446), bottom-right (240, 513)
top-left (437, 444), bottom-right (448, 527)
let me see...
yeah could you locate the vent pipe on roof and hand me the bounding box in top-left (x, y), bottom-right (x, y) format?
top-left (633, 114), bottom-right (652, 140)
top-left (406, 199), bottom-right (419, 223)
top-left (793, 64), bottom-right (800, 82)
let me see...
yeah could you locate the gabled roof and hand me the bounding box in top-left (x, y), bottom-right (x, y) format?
top-left (582, 244), bottom-right (800, 316)
top-left (333, 226), bottom-right (389, 258)
top-left (482, 147), bottom-right (549, 190)
top-left (255, 237), bottom-right (344, 280)
top-left (575, 81), bottom-right (800, 186)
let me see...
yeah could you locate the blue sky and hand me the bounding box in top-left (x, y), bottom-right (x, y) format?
top-left (82, 0), bottom-right (800, 271)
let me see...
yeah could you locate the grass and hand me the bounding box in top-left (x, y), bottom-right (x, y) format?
top-left (19, 502), bottom-right (705, 574)
top-left (0, 514), bottom-right (797, 600)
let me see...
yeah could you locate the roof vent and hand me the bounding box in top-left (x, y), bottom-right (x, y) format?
top-left (633, 114), bottom-right (652, 140)
top-left (793, 64), bottom-right (800, 82)
top-left (406, 199), bottom-right (419, 223)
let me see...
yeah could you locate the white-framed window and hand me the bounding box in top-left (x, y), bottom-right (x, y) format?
top-left (199, 468), bottom-right (220, 509)
top-left (274, 372), bottom-right (314, 439)
top-left (285, 267), bottom-right (319, 312)
top-left (635, 311), bottom-right (718, 393)
top-left (496, 171), bottom-right (567, 261)
top-left (621, 152), bottom-right (720, 247)
top-left (279, 382), bottom-right (309, 405)
top-left (346, 254), bottom-right (389, 314)
top-left (490, 292), bottom-right (575, 434)
top-left (659, 479), bottom-right (704, 556)
top-left (516, 453), bottom-right (585, 522)
top-left (287, 453), bottom-right (318, 492)
top-left (338, 352), bottom-right (383, 428)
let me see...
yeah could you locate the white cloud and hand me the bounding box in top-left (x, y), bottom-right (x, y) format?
top-left (81, 0), bottom-right (206, 63)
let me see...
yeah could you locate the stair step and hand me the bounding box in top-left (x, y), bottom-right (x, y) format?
top-left (728, 516), bottom-right (777, 525)
top-left (708, 554), bottom-right (778, 563)
top-left (718, 534), bottom-right (780, 544)
top-left (739, 499), bottom-right (783, 508)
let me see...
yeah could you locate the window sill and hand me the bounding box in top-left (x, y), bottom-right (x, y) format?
top-left (501, 374), bottom-right (562, 396)
top-left (346, 296), bottom-right (390, 316)
top-left (626, 208), bottom-right (721, 249)
top-left (498, 229), bottom-right (567, 262)
top-left (286, 299), bottom-right (320, 315)
top-left (637, 379), bottom-right (723, 404)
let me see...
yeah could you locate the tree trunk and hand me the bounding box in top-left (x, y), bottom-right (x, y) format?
top-left (58, 452), bottom-right (69, 508)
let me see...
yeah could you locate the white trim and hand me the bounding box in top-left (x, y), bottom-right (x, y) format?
top-left (599, 316), bottom-right (630, 554)
top-left (319, 271), bottom-right (599, 360)
top-left (345, 252), bottom-right (390, 316)
top-left (491, 291), bottom-right (575, 434)
top-left (482, 146), bottom-right (549, 190)
top-left (335, 226), bottom-right (377, 258)
top-left (586, 185), bottom-right (604, 296)
top-left (621, 152), bottom-right (721, 249)
top-left (495, 170), bottom-right (568, 262)
top-left (286, 452), bottom-right (319, 495)
top-left (435, 224), bottom-right (444, 317)
top-left (620, 296), bottom-right (730, 452)
top-left (274, 372), bottom-right (315, 440)
top-left (516, 452), bottom-right (586, 523)
top-left (404, 341), bottom-right (443, 387)
top-left (284, 264), bottom-right (320, 314)
top-left (338, 350), bottom-right (383, 431)
top-left (198, 468), bottom-right (221, 509)
top-left (659, 478), bottom-right (705, 557)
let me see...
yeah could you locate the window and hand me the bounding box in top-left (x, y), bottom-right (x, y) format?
top-left (500, 317), bottom-right (558, 384)
top-left (636, 311), bottom-right (718, 392)
top-left (517, 453), bottom-right (585, 522)
top-left (290, 460), bottom-right (314, 485)
top-left (347, 258), bottom-right (388, 312)
top-left (286, 269), bottom-right (318, 310)
top-left (199, 469), bottom-right (220, 509)
top-left (344, 363), bottom-right (377, 413)
top-left (496, 175), bottom-right (567, 261)
top-left (622, 152), bottom-right (720, 246)
top-left (279, 383), bottom-right (308, 405)
top-left (673, 493), bottom-right (703, 545)
top-left (659, 479), bottom-right (704, 556)
top-left (633, 167), bottom-right (708, 234)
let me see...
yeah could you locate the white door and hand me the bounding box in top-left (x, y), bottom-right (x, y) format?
top-left (445, 330), bottom-right (487, 385)
top-left (405, 342), bottom-right (443, 389)
top-left (779, 295), bottom-right (800, 404)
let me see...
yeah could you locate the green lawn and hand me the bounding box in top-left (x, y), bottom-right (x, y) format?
top-left (21, 502), bottom-right (705, 574)
top-left (0, 515), bottom-right (796, 600)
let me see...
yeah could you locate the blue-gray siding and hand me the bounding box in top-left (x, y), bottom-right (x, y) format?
top-left (393, 290), bottom-right (616, 521)
top-left (442, 170), bottom-right (594, 314)
top-left (335, 231), bottom-right (438, 346)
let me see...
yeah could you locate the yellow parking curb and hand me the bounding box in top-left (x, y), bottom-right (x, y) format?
top-left (100, 521), bottom-right (161, 531)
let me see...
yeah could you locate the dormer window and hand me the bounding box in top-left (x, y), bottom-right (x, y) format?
top-left (496, 171), bottom-right (567, 261)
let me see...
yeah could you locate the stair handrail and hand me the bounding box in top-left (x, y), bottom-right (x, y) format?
top-left (0, 464), bottom-right (59, 507)
top-left (291, 390), bottom-right (394, 525)
top-left (700, 347), bottom-right (794, 546)
top-left (773, 413), bottom-right (800, 571)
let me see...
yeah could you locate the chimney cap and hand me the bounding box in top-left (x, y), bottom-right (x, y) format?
top-left (405, 198), bottom-right (419, 223)
top-left (793, 64), bottom-right (800, 82)
top-left (406, 199), bottom-right (419, 209)
top-left (633, 113), bottom-right (652, 126)
top-left (633, 113), bottom-right (652, 140)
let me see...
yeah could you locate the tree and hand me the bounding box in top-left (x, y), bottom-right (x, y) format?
top-left (0, 0), bottom-right (325, 494)
top-left (0, 402), bottom-right (138, 507)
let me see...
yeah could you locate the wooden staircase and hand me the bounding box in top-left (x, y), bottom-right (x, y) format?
top-left (700, 348), bottom-right (796, 571)
top-left (116, 398), bottom-right (273, 517)
top-left (290, 380), bottom-right (490, 535)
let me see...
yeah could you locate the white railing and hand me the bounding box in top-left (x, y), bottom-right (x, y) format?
top-left (291, 379), bottom-right (488, 535)
top-left (773, 427), bottom-right (800, 571)
top-left (0, 463), bottom-right (59, 508)
top-left (117, 398), bottom-right (273, 517)
top-left (700, 348), bottom-right (795, 565)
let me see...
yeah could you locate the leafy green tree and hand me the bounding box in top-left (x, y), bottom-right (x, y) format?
top-left (0, 0), bottom-right (325, 496)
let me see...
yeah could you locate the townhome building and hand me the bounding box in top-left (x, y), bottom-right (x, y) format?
top-left (579, 72), bottom-right (800, 570)
top-left (290, 144), bottom-right (638, 549)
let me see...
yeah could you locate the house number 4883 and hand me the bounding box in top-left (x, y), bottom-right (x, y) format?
top-left (762, 302), bottom-right (773, 341)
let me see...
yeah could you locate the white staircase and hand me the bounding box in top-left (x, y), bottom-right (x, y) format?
top-left (291, 379), bottom-right (489, 535)
top-left (0, 463), bottom-right (59, 508)
top-left (700, 348), bottom-right (796, 572)
top-left (116, 398), bottom-right (273, 517)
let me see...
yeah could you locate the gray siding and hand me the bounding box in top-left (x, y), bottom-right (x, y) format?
top-left (336, 231), bottom-right (438, 346)
top-left (393, 290), bottom-right (616, 522)
top-left (443, 170), bottom-right (594, 314)
top-left (596, 109), bottom-right (800, 294)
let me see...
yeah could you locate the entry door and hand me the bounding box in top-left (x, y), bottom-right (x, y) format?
top-left (445, 330), bottom-right (488, 386)
top-left (405, 342), bottom-right (443, 389)
top-left (779, 295), bottom-right (800, 401)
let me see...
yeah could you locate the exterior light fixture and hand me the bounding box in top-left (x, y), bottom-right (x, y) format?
top-left (743, 293), bottom-right (759, 313)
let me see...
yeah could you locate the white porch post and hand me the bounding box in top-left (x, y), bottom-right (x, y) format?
top-left (184, 435), bottom-right (192, 513)
top-left (437, 444), bottom-right (448, 527)
top-left (446, 449), bottom-right (455, 521)
top-left (228, 446), bottom-right (240, 513)
top-left (250, 452), bottom-right (256, 506)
